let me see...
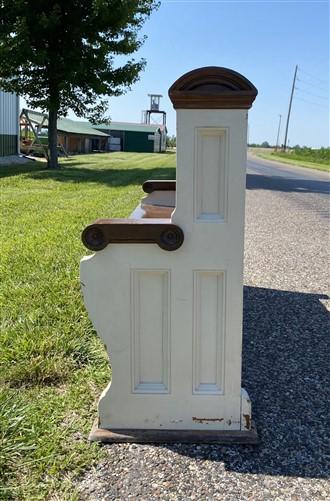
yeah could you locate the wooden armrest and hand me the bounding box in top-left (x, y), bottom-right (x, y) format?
top-left (82, 218), bottom-right (184, 252)
top-left (142, 180), bottom-right (176, 193)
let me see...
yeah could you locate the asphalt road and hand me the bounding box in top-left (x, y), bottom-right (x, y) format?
top-left (78, 156), bottom-right (330, 500)
top-left (247, 153), bottom-right (329, 184)
top-left (245, 154), bottom-right (329, 294)
top-left (247, 153), bottom-right (329, 201)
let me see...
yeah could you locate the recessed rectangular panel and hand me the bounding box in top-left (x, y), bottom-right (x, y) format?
top-left (193, 271), bottom-right (225, 394)
top-left (195, 128), bottom-right (228, 221)
top-left (131, 270), bottom-right (170, 393)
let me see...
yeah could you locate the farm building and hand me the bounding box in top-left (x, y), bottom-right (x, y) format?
top-left (56, 117), bottom-right (109, 154)
top-left (94, 122), bottom-right (167, 153)
top-left (0, 90), bottom-right (19, 156)
top-left (20, 109), bottom-right (110, 155)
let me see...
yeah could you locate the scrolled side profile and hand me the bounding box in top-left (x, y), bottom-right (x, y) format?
top-left (81, 219), bottom-right (184, 252)
top-left (82, 224), bottom-right (108, 251)
top-left (158, 225), bottom-right (184, 251)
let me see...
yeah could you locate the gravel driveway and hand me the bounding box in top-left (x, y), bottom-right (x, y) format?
top-left (77, 157), bottom-right (330, 500)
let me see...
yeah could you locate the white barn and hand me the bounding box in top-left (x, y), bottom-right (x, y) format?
top-left (0, 90), bottom-right (19, 157)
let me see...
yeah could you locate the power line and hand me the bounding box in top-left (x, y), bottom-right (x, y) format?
top-left (296, 76), bottom-right (329, 93)
top-left (295, 96), bottom-right (328, 108)
top-left (295, 86), bottom-right (329, 101)
top-left (298, 68), bottom-right (329, 86)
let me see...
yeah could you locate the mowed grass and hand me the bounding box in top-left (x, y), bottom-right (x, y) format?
top-left (252, 148), bottom-right (330, 172)
top-left (0, 152), bottom-right (176, 500)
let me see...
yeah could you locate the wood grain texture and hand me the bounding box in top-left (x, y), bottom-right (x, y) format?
top-left (169, 66), bottom-right (257, 109)
top-left (81, 219), bottom-right (184, 252)
top-left (143, 180), bottom-right (176, 193)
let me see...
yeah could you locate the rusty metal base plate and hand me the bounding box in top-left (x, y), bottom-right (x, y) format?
top-left (89, 420), bottom-right (258, 444)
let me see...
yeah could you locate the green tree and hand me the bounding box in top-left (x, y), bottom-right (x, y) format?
top-left (166, 135), bottom-right (176, 148)
top-left (0, 0), bottom-right (158, 168)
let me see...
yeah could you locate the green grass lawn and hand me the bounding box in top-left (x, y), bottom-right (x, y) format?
top-left (0, 152), bottom-right (176, 500)
top-left (251, 148), bottom-right (330, 172)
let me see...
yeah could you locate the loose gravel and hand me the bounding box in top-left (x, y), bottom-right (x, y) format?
top-left (77, 158), bottom-right (330, 500)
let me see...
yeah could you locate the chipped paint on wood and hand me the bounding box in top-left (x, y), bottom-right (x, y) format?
top-left (240, 388), bottom-right (252, 431)
top-left (192, 417), bottom-right (224, 424)
top-left (243, 413), bottom-right (251, 430)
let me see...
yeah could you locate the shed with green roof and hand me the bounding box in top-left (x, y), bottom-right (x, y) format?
top-left (95, 122), bottom-right (167, 153)
top-left (21, 109), bottom-right (110, 155)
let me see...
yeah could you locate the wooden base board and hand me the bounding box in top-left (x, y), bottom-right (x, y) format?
top-left (89, 420), bottom-right (258, 444)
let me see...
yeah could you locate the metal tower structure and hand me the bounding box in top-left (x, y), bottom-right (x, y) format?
top-left (143, 94), bottom-right (166, 126)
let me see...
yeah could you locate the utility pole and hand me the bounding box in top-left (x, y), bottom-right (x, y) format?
top-left (275, 114), bottom-right (282, 151)
top-left (283, 65), bottom-right (298, 152)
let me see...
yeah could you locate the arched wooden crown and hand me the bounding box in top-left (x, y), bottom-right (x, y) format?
top-left (168, 66), bottom-right (257, 109)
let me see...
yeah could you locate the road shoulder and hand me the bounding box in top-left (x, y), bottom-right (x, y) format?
top-left (248, 151), bottom-right (330, 180)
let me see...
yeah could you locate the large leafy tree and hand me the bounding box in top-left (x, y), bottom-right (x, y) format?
top-left (0, 0), bottom-right (158, 168)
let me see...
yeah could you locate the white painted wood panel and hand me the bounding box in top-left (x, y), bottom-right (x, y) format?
top-left (193, 270), bottom-right (225, 394)
top-left (81, 110), bottom-right (249, 431)
top-left (131, 270), bottom-right (170, 393)
top-left (195, 128), bottom-right (228, 221)
top-left (81, 242), bottom-right (246, 430)
top-left (81, 70), bottom-right (256, 433)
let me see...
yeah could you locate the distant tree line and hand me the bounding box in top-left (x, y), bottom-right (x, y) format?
top-left (248, 141), bottom-right (284, 148)
top-left (248, 141), bottom-right (273, 148)
top-left (249, 143), bottom-right (329, 165)
top-left (249, 142), bottom-right (329, 152)
top-left (166, 135), bottom-right (176, 148)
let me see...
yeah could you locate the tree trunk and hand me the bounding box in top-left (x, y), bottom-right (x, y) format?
top-left (48, 107), bottom-right (59, 169)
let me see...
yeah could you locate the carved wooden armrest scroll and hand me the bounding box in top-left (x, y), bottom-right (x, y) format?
top-left (82, 218), bottom-right (184, 252)
top-left (142, 180), bottom-right (176, 193)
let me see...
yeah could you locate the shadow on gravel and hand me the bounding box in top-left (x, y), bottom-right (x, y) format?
top-left (164, 286), bottom-right (329, 479)
top-left (246, 173), bottom-right (330, 194)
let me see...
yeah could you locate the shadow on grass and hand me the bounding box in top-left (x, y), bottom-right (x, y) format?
top-left (0, 161), bottom-right (176, 187)
top-left (0, 160), bottom-right (45, 178)
top-left (28, 166), bottom-right (176, 187)
top-left (162, 286), bottom-right (329, 479)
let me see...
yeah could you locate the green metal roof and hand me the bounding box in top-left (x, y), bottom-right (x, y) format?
top-left (93, 122), bottom-right (166, 133)
top-left (24, 109), bottom-right (48, 125)
top-left (23, 109), bottom-right (110, 137)
top-left (57, 117), bottom-right (109, 136)
top-left (23, 110), bottom-right (166, 136)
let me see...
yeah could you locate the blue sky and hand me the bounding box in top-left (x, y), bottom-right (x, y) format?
top-left (107, 0), bottom-right (330, 148)
top-left (23, 0), bottom-right (330, 147)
